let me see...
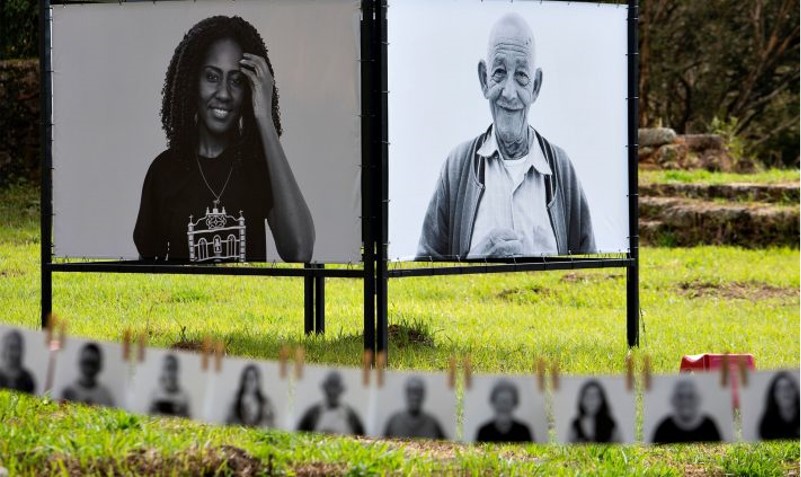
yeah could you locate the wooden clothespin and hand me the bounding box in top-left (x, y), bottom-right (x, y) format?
top-left (643, 355), bottom-right (652, 391)
top-left (137, 332), bottom-right (147, 363)
top-left (625, 354), bottom-right (634, 392)
top-left (213, 340), bottom-right (224, 373)
top-left (737, 356), bottom-right (749, 388)
top-left (122, 329), bottom-right (132, 362)
top-left (376, 351), bottom-right (386, 388)
top-left (536, 358), bottom-right (546, 392)
top-left (720, 353), bottom-right (730, 387)
top-left (44, 313), bottom-right (56, 347)
top-left (200, 336), bottom-right (212, 371)
top-left (447, 357), bottom-right (457, 389)
top-left (551, 362), bottom-right (560, 391)
top-left (294, 347), bottom-right (305, 381)
top-left (463, 355), bottom-right (473, 390)
top-left (362, 349), bottom-right (373, 386)
top-left (279, 347), bottom-right (290, 379)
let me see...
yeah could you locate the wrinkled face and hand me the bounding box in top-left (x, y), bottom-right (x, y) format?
top-left (774, 376), bottom-right (797, 414)
top-left (322, 373), bottom-right (344, 407)
top-left (1, 333), bottom-right (23, 369)
top-left (197, 38), bottom-right (246, 138)
top-left (481, 17), bottom-right (540, 148)
top-left (672, 381), bottom-right (700, 422)
top-left (243, 367), bottom-right (260, 393)
top-left (78, 347), bottom-right (101, 379)
top-left (405, 379), bottom-right (425, 414)
top-left (162, 356), bottom-right (180, 392)
top-left (581, 385), bottom-right (603, 416)
top-left (492, 388), bottom-right (517, 415)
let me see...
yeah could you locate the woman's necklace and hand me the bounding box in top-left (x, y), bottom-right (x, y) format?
top-left (196, 153), bottom-right (234, 208)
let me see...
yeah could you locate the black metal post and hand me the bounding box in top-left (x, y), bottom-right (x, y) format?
top-left (304, 263), bottom-right (314, 334)
top-left (375, 0), bottom-right (389, 357)
top-left (40, 0), bottom-right (53, 329)
top-left (361, 0), bottom-right (377, 356)
top-left (626, 0), bottom-right (640, 347)
top-left (314, 265), bottom-right (325, 334)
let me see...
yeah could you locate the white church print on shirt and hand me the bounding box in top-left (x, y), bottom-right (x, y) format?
top-left (187, 205), bottom-right (246, 263)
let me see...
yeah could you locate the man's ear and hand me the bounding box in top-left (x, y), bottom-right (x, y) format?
top-left (531, 68), bottom-right (543, 102)
top-left (478, 60), bottom-right (489, 98)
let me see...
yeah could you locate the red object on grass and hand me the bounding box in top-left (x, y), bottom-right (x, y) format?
top-left (680, 353), bottom-right (756, 408)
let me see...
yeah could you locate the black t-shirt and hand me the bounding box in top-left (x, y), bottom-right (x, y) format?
top-left (651, 416), bottom-right (722, 444)
top-left (134, 146), bottom-right (273, 262)
top-left (475, 420), bottom-right (534, 443)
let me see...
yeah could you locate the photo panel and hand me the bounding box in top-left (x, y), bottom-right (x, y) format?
top-left (51, 337), bottom-right (130, 408)
top-left (552, 375), bottom-right (635, 444)
top-left (0, 326), bottom-right (51, 396)
top-left (643, 373), bottom-right (734, 444)
top-left (203, 355), bottom-right (290, 430)
top-left (388, 0), bottom-right (629, 261)
top-left (292, 364), bottom-right (369, 436)
top-left (740, 369), bottom-right (800, 442)
top-left (51, 0), bottom-right (361, 263)
top-left (127, 348), bottom-right (208, 420)
top-left (462, 374), bottom-right (547, 444)
top-left (370, 370), bottom-right (456, 441)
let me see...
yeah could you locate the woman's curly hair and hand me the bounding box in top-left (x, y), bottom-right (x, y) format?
top-left (160, 16), bottom-right (282, 155)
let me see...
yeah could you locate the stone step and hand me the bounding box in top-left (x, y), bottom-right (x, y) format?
top-left (638, 197), bottom-right (799, 248)
top-left (640, 182), bottom-right (799, 204)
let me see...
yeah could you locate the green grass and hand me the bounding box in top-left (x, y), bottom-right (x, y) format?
top-left (0, 184), bottom-right (799, 475)
top-left (640, 168), bottom-right (800, 186)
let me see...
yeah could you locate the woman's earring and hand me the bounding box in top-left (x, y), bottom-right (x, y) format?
top-left (239, 117), bottom-right (244, 137)
top-left (193, 113), bottom-right (198, 126)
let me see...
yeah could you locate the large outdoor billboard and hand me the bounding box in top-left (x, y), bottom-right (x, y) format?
top-left (388, 0), bottom-right (630, 261)
top-left (52, 0), bottom-right (361, 264)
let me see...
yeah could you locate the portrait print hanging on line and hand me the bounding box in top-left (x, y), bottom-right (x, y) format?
top-left (126, 348), bottom-right (208, 420)
top-left (462, 374), bottom-right (547, 444)
top-left (293, 365), bottom-right (369, 437)
top-left (51, 337), bottom-right (130, 408)
top-left (739, 369), bottom-right (800, 442)
top-left (552, 375), bottom-right (635, 444)
top-left (203, 356), bottom-right (290, 430)
top-left (369, 370), bottom-right (456, 440)
top-left (0, 326), bottom-right (51, 396)
top-left (643, 373), bottom-right (734, 444)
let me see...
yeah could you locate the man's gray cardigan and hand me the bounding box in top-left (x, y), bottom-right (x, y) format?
top-left (416, 126), bottom-right (596, 259)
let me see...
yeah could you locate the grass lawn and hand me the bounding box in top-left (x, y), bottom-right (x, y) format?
top-left (0, 183), bottom-right (799, 476)
top-left (639, 168), bottom-right (799, 186)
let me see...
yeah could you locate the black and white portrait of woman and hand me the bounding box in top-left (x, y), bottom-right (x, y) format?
top-left (134, 16), bottom-right (314, 263)
top-left (567, 380), bottom-right (621, 443)
top-left (475, 380), bottom-right (534, 443)
top-left (462, 374), bottom-right (546, 444)
top-left (741, 369), bottom-right (800, 442)
top-left (226, 364), bottom-right (276, 428)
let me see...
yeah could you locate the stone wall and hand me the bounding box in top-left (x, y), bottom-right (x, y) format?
top-left (638, 127), bottom-right (751, 173)
top-left (0, 59), bottom-right (40, 186)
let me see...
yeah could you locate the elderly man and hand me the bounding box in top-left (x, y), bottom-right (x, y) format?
top-left (651, 379), bottom-right (722, 443)
top-left (297, 371), bottom-right (364, 435)
top-left (417, 13), bottom-right (595, 259)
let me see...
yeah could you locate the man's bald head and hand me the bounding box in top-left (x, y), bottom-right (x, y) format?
top-left (478, 13), bottom-right (542, 159)
top-left (487, 13), bottom-right (536, 68)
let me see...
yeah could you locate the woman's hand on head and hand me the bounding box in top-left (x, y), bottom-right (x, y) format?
top-left (239, 53), bottom-right (274, 126)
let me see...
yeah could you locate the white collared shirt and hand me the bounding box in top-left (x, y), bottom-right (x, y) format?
top-left (468, 127), bottom-right (558, 257)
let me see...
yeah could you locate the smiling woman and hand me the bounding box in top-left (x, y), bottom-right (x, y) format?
top-left (133, 16), bottom-right (315, 263)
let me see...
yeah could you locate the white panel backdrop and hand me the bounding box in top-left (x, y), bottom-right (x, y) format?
top-left (52, 0), bottom-right (361, 263)
top-left (388, 0), bottom-right (630, 260)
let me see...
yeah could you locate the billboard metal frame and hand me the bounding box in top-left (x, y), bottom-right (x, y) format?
top-left (39, 0), bottom-right (639, 361)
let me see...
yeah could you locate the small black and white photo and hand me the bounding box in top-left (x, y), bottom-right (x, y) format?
top-left (203, 356), bottom-right (288, 429)
top-left (740, 369), bottom-right (800, 442)
top-left (462, 374), bottom-right (546, 444)
top-left (552, 376), bottom-right (635, 444)
top-left (126, 348), bottom-right (207, 419)
top-left (293, 365), bottom-right (368, 436)
top-left (643, 374), bottom-right (734, 444)
top-left (52, 0), bottom-right (362, 263)
top-left (51, 338), bottom-right (129, 408)
top-left (0, 326), bottom-right (50, 396)
top-left (388, 0), bottom-right (629, 260)
top-left (370, 371), bottom-right (455, 440)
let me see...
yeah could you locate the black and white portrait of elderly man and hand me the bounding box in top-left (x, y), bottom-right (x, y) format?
top-left (417, 13), bottom-right (595, 260)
